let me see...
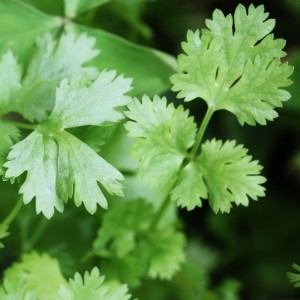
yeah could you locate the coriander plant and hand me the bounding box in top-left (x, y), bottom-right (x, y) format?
top-left (0, 1), bottom-right (293, 299)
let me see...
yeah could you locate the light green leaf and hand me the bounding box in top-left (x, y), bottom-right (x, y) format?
top-left (55, 131), bottom-right (124, 213)
top-left (93, 199), bottom-right (184, 285)
top-left (4, 129), bottom-right (124, 218)
top-left (171, 4), bottom-right (293, 125)
top-left (1, 253), bottom-right (132, 300)
top-left (146, 228), bottom-right (186, 280)
top-left (0, 122), bottom-right (20, 175)
top-left (12, 32), bottom-right (99, 121)
top-left (125, 96), bottom-right (196, 189)
top-left (4, 252), bottom-right (67, 300)
top-left (0, 278), bottom-right (37, 300)
top-left (65, 0), bottom-right (111, 17)
top-left (0, 0), bottom-right (61, 63)
top-left (50, 71), bottom-right (132, 129)
top-left (171, 162), bottom-right (207, 210)
top-left (288, 263), bottom-right (300, 288)
top-left (75, 24), bottom-right (176, 95)
top-left (196, 139), bottom-right (266, 213)
top-left (4, 131), bottom-right (63, 219)
top-left (57, 268), bottom-right (132, 300)
top-left (0, 51), bottom-right (22, 113)
top-left (93, 199), bottom-right (154, 257)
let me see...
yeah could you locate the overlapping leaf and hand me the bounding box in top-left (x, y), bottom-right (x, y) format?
top-left (93, 199), bottom-right (185, 285)
top-left (0, 252), bottom-right (132, 300)
top-left (0, 51), bottom-right (22, 113)
top-left (171, 4), bottom-right (293, 125)
top-left (11, 32), bottom-right (99, 121)
top-left (172, 139), bottom-right (266, 213)
top-left (50, 71), bottom-right (132, 128)
top-left (5, 69), bottom-right (132, 218)
top-left (125, 96), bottom-right (196, 189)
top-left (5, 131), bottom-right (63, 218)
top-left (58, 268), bottom-right (132, 300)
top-left (1, 0), bottom-right (175, 97)
top-left (126, 97), bottom-right (266, 213)
top-left (0, 122), bottom-right (20, 175)
top-left (145, 228), bottom-right (186, 280)
top-left (4, 252), bottom-right (67, 300)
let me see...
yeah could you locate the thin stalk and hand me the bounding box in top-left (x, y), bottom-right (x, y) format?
top-left (149, 195), bottom-right (172, 231)
top-left (1, 198), bottom-right (23, 228)
top-left (148, 107), bottom-right (214, 231)
top-left (190, 106), bottom-right (214, 159)
top-left (3, 119), bottom-right (37, 130)
top-left (24, 218), bottom-right (48, 251)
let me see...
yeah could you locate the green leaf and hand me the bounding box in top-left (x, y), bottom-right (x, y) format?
top-left (0, 122), bottom-right (20, 175)
top-left (171, 4), bottom-right (293, 125)
top-left (4, 252), bottom-right (67, 300)
top-left (288, 263), bottom-right (300, 288)
top-left (55, 131), bottom-right (124, 213)
top-left (12, 32), bottom-right (99, 121)
top-left (65, 0), bottom-right (111, 17)
top-left (4, 130), bottom-right (124, 218)
top-left (196, 139), bottom-right (266, 213)
top-left (93, 199), bottom-right (185, 285)
top-left (0, 0), bottom-right (61, 63)
top-left (57, 268), bottom-right (132, 300)
top-left (125, 96), bottom-right (196, 189)
top-left (50, 71), bottom-right (132, 128)
top-left (0, 50), bottom-right (22, 113)
top-left (5, 66), bottom-right (130, 217)
top-left (146, 228), bottom-right (186, 280)
top-left (0, 278), bottom-right (37, 300)
top-left (75, 24), bottom-right (176, 95)
top-left (4, 131), bottom-right (64, 219)
top-left (93, 199), bottom-right (154, 257)
top-left (171, 162), bottom-right (207, 210)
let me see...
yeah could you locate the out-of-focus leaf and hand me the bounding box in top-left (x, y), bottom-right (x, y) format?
top-left (0, 0), bottom-right (61, 62)
top-left (286, 51), bottom-right (300, 111)
top-left (21, 0), bottom-right (64, 15)
top-left (65, 0), bottom-right (111, 17)
top-left (74, 24), bottom-right (176, 95)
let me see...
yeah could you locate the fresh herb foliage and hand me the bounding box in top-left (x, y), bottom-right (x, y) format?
top-left (0, 2), bottom-right (293, 298)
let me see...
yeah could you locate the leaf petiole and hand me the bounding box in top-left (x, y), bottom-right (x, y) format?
top-left (2, 119), bottom-right (37, 130)
top-left (190, 106), bottom-right (214, 159)
top-left (0, 198), bottom-right (23, 228)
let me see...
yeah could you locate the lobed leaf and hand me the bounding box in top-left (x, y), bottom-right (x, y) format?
top-left (125, 96), bottom-right (196, 189)
top-left (12, 32), bottom-right (99, 121)
top-left (171, 4), bottom-right (293, 125)
top-left (50, 71), bottom-right (132, 129)
top-left (196, 139), bottom-right (266, 213)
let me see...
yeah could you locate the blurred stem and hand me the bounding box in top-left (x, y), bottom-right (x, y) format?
top-left (190, 106), bottom-right (214, 159)
top-left (0, 198), bottom-right (23, 228)
top-left (24, 218), bottom-right (48, 251)
top-left (149, 195), bottom-right (171, 231)
top-left (3, 119), bottom-right (36, 130)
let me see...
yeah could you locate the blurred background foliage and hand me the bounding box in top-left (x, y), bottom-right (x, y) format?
top-left (1, 0), bottom-right (300, 299)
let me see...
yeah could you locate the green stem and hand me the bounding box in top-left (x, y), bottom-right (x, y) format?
top-left (149, 195), bottom-right (172, 231)
top-left (3, 119), bottom-right (37, 130)
top-left (1, 199), bottom-right (23, 228)
top-left (148, 107), bottom-right (214, 231)
top-left (24, 218), bottom-right (48, 251)
top-left (190, 106), bottom-right (214, 159)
